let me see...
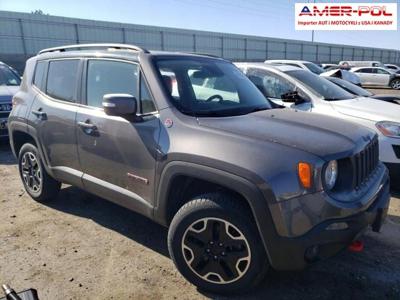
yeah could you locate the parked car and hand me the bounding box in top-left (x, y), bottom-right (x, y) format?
top-left (265, 59), bottom-right (325, 74)
top-left (339, 61), bottom-right (385, 68)
top-left (236, 62), bottom-right (400, 187)
top-left (8, 44), bottom-right (390, 294)
top-left (0, 62), bottom-right (21, 138)
top-left (321, 63), bottom-right (338, 70)
top-left (326, 77), bottom-right (400, 105)
top-left (266, 59), bottom-right (361, 85)
top-left (384, 64), bottom-right (400, 74)
top-left (350, 66), bottom-right (400, 89)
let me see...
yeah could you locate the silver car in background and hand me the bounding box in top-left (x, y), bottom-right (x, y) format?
top-left (350, 66), bottom-right (400, 89)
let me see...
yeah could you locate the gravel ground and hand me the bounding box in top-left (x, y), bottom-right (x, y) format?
top-left (1, 88), bottom-right (400, 299)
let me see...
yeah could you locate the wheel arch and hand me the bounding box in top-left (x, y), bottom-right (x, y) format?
top-left (154, 161), bottom-right (279, 264)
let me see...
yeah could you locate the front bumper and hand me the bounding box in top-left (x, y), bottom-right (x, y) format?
top-left (264, 169), bottom-right (390, 271)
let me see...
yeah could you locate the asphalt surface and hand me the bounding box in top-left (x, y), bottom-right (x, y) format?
top-left (0, 88), bottom-right (400, 300)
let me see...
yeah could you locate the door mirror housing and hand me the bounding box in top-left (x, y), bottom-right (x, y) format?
top-left (281, 91), bottom-right (305, 105)
top-left (102, 94), bottom-right (137, 116)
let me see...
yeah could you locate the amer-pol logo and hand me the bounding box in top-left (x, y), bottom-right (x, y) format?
top-left (295, 3), bottom-right (397, 30)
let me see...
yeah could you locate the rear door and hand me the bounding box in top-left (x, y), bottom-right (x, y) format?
top-left (29, 58), bottom-right (82, 186)
top-left (76, 58), bottom-right (160, 213)
top-left (354, 68), bottom-right (374, 85)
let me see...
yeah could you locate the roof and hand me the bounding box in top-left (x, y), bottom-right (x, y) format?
top-left (265, 59), bottom-right (312, 64)
top-left (235, 62), bottom-right (303, 72)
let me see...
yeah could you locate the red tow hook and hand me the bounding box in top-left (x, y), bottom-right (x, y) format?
top-left (348, 240), bottom-right (364, 252)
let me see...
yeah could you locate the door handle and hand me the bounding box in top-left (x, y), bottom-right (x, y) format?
top-left (32, 109), bottom-right (47, 120)
top-left (77, 120), bottom-right (98, 135)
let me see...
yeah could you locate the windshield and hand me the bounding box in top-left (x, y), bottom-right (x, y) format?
top-left (303, 62), bottom-right (325, 75)
top-left (0, 65), bottom-right (21, 86)
top-left (327, 77), bottom-right (372, 97)
top-left (286, 70), bottom-right (355, 101)
top-left (155, 58), bottom-right (271, 117)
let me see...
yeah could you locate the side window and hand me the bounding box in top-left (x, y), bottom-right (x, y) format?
top-left (247, 69), bottom-right (295, 99)
top-left (87, 60), bottom-right (138, 108)
top-left (140, 75), bottom-right (156, 113)
top-left (33, 61), bottom-right (46, 91)
top-left (376, 68), bottom-right (389, 75)
top-left (356, 68), bottom-right (373, 74)
top-left (46, 60), bottom-right (79, 102)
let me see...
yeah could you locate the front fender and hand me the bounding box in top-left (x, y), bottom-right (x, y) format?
top-left (153, 160), bottom-right (280, 267)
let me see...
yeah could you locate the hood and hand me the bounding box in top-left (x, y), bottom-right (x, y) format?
top-left (198, 109), bottom-right (375, 159)
top-left (331, 97), bottom-right (400, 122)
top-left (321, 69), bottom-right (361, 85)
top-left (0, 85), bottom-right (19, 103)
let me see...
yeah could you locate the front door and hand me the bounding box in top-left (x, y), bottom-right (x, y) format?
top-left (76, 59), bottom-right (160, 212)
top-left (246, 68), bottom-right (312, 111)
top-left (374, 68), bottom-right (391, 86)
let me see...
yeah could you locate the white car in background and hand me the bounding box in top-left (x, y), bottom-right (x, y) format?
top-left (339, 61), bottom-right (385, 68)
top-left (350, 66), bottom-right (400, 89)
top-left (236, 62), bottom-right (400, 187)
top-left (266, 59), bottom-right (361, 85)
top-left (385, 64), bottom-right (400, 73)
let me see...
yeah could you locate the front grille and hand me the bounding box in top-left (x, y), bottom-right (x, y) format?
top-left (351, 137), bottom-right (379, 190)
top-left (393, 145), bottom-right (400, 159)
top-left (0, 102), bottom-right (12, 119)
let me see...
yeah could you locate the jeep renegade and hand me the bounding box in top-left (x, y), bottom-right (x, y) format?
top-left (8, 44), bottom-right (390, 294)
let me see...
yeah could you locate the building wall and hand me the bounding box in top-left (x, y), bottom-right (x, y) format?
top-left (0, 10), bottom-right (399, 73)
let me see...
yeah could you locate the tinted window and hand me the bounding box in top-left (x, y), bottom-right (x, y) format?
top-left (286, 70), bottom-right (355, 101)
top-left (33, 61), bottom-right (46, 90)
top-left (327, 77), bottom-right (372, 97)
top-left (303, 62), bottom-right (325, 75)
top-left (156, 58), bottom-right (271, 117)
top-left (46, 60), bottom-right (79, 102)
top-left (0, 65), bottom-right (21, 86)
top-left (355, 68), bottom-right (373, 73)
top-left (376, 68), bottom-right (390, 75)
top-left (87, 60), bottom-right (138, 108)
top-left (140, 76), bottom-right (156, 113)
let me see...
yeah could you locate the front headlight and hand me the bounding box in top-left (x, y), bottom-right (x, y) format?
top-left (376, 121), bottom-right (400, 139)
top-left (324, 160), bottom-right (338, 190)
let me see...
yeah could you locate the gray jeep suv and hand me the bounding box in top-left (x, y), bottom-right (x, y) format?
top-left (8, 44), bottom-right (390, 294)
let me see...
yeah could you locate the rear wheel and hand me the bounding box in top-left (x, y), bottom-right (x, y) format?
top-left (168, 193), bottom-right (268, 294)
top-left (390, 79), bottom-right (400, 90)
top-left (18, 143), bottom-right (61, 202)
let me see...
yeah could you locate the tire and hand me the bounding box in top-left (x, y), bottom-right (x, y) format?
top-left (18, 143), bottom-right (61, 202)
top-left (168, 193), bottom-right (269, 294)
top-left (390, 79), bottom-right (400, 90)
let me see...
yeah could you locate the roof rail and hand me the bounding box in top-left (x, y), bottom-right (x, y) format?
top-left (38, 43), bottom-right (149, 55)
top-left (186, 52), bottom-right (221, 58)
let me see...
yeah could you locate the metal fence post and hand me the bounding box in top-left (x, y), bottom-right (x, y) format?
top-left (265, 40), bottom-right (269, 60)
top-left (160, 31), bottom-right (165, 50)
top-left (193, 34), bottom-right (196, 52)
top-left (122, 27), bottom-right (126, 43)
top-left (221, 36), bottom-right (224, 58)
top-left (300, 43), bottom-right (304, 60)
top-left (244, 38), bottom-right (248, 61)
top-left (18, 19), bottom-right (27, 56)
top-left (74, 23), bottom-right (80, 44)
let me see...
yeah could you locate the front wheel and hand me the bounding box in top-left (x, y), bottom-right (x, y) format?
top-left (168, 193), bottom-right (268, 294)
top-left (18, 143), bottom-right (61, 202)
top-left (390, 79), bottom-right (400, 90)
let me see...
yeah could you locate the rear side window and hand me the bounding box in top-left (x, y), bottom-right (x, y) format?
top-left (33, 61), bottom-right (46, 90)
top-left (46, 60), bottom-right (79, 102)
top-left (87, 60), bottom-right (139, 108)
top-left (355, 68), bottom-right (373, 73)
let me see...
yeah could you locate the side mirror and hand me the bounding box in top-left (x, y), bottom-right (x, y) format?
top-left (281, 91), bottom-right (304, 104)
top-left (102, 94), bottom-right (137, 116)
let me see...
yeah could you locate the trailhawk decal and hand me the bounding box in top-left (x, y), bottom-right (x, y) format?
top-left (295, 3), bottom-right (397, 30)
